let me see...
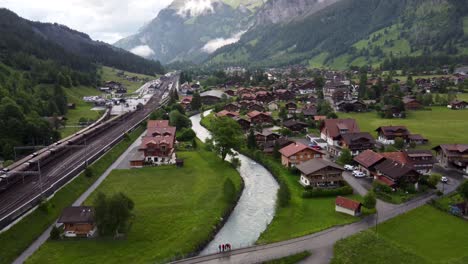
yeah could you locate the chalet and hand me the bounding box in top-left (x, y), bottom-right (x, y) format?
top-left (275, 89), bottom-right (295, 101)
top-left (283, 120), bottom-right (308, 133)
top-left (58, 206), bottom-right (96, 238)
top-left (297, 159), bottom-right (344, 188)
top-left (256, 91), bottom-right (274, 103)
top-left (448, 100), bottom-right (468, 110)
top-left (247, 111), bottom-right (273, 125)
top-left (374, 159), bottom-right (420, 188)
top-left (335, 197), bottom-right (362, 217)
top-left (433, 144), bottom-right (468, 173)
top-left (331, 90), bottom-right (346, 103)
top-left (130, 120), bottom-right (176, 167)
top-left (354, 150), bottom-right (385, 176)
top-left (180, 96), bottom-right (193, 110)
top-left (301, 106), bottom-right (317, 119)
top-left (263, 137), bottom-right (294, 155)
top-left (405, 150), bottom-right (436, 175)
top-left (216, 110), bottom-right (239, 118)
top-left (239, 100), bottom-right (254, 109)
top-left (376, 126), bottom-right (411, 145)
top-left (224, 89), bottom-right (237, 96)
top-left (408, 134), bottom-right (428, 145)
top-left (320, 119), bottom-right (360, 149)
top-left (255, 131), bottom-right (281, 146)
top-left (200, 90), bottom-right (226, 105)
top-left (335, 100), bottom-right (367, 112)
top-left (223, 103), bottom-right (240, 112)
top-left (285, 102), bottom-right (298, 110)
top-left (403, 96), bottom-right (423, 110)
top-left (241, 93), bottom-right (256, 101)
top-left (279, 143), bottom-right (324, 167)
top-left (248, 103), bottom-right (265, 112)
top-left (339, 132), bottom-right (375, 156)
top-left (235, 117), bottom-right (251, 131)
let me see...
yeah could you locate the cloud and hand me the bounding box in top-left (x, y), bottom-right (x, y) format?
top-left (0, 0), bottom-right (173, 43)
top-left (177, 0), bottom-right (214, 18)
top-left (130, 45), bottom-right (155, 58)
top-left (201, 31), bottom-right (246, 53)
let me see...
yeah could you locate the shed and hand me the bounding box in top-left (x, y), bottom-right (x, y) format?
top-left (335, 196), bottom-right (362, 216)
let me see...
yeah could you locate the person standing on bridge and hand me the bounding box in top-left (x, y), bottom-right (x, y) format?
top-left (218, 244), bottom-right (222, 252)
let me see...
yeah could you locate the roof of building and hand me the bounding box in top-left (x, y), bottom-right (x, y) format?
top-left (380, 152), bottom-right (408, 164)
top-left (433, 144), bottom-right (468, 155)
top-left (58, 206), bottom-right (94, 224)
top-left (335, 196), bottom-right (361, 211)
top-left (375, 126), bottom-right (410, 136)
top-left (296, 158), bottom-right (343, 176)
top-left (321, 119), bottom-right (360, 139)
top-left (279, 143), bottom-right (320, 158)
top-left (216, 110), bottom-right (239, 118)
top-left (147, 120), bottom-right (170, 128)
top-left (200, 90), bottom-right (226, 99)
top-left (341, 132), bottom-right (374, 145)
top-left (283, 120), bottom-right (308, 128)
top-left (354, 149), bottom-right (385, 168)
top-left (374, 159), bottom-right (416, 180)
top-left (247, 111), bottom-right (271, 118)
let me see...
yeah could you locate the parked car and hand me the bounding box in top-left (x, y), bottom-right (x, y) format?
top-left (344, 165), bottom-right (355, 171)
top-left (441, 177), bottom-right (449, 183)
top-left (352, 170), bottom-right (366, 178)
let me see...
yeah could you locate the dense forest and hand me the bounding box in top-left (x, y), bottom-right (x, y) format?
top-left (0, 9), bottom-right (165, 162)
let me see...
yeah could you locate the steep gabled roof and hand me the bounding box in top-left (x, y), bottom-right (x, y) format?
top-left (297, 159), bottom-right (343, 176)
top-left (279, 143), bottom-right (321, 158)
top-left (354, 150), bottom-right (385, 168)
top-left (321, 119), bottom-right (360, 139)
top-left (336, 196), bottom-right (361, 211)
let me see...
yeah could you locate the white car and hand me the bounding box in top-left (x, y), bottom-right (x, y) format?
top-left (441, 177), bottom-right (449, 183)
top-left (352, 170), bottom-right (366, 178)
top-left (344, 165), bottom-right (355, 171)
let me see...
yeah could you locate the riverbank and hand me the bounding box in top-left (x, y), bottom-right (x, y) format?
top-left (26, 146), bottom-right (243, 264)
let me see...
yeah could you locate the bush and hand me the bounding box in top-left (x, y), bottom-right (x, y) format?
top-left (230, 157), bottom-right (241, 169)
top-left (84, 167), bottom-right (94, 178)
top-left (50, 226), bottom-right (61, 240)
top-left (176, 128), bottom-right (196, 142)
top-left (302, 185), bottom-right (353, 198)
top-left (363, 191), bottom-right (377, 209)
top-left (373, 181), bottom-right (393, 193)
top-left (38, 199), bottom-right (52, 213)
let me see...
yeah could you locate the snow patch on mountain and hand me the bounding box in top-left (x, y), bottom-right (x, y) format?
top-left (201, 31), bottom-right (246, 53)
top-left (130, 45), bottom-right (155, 58)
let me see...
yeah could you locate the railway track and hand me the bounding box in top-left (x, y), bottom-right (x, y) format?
top-left (0, 74), bottom-right (177, 230)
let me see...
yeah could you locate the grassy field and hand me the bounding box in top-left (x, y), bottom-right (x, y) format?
top-left (339, 107), bottom-right (468, 148)
top-left (61, 86), bottom-right (104, 137)
top-left (0, 126), bottom-right (144, 264)
top-left (27, 148), bottom-right (243, 264)
top-left (331, 206), bottom-right (468, 264)
top-left (99, 66), bottom-right (157, 93)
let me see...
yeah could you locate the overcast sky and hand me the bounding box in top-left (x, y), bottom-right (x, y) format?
top-left (0, 0), bottom-right (173, 44)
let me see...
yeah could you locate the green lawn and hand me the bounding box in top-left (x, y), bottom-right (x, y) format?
top-left (331, 206), bottom-right (468, 264)
top-left (0, 127), bottom-right (144, 264)
top-left (250, 154), bottom-right (365, 244)
top-left (61, 86), bottom-right (104, 137)
top-left (99, 66), bottom-right (157, 94)
top-left (27, 148), bottom-right (243, 264)
top-left (339, 107), bottom-right (468, 148)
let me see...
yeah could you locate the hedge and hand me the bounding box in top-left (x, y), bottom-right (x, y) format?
top-left (302, 185), bottom-right (353, 198)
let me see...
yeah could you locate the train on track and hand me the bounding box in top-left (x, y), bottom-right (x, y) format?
top-left (0, 110), bottom-right (131, 192)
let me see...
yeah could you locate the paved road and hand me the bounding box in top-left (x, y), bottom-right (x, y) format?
top-left (171, 168), bottom-right (462, 264)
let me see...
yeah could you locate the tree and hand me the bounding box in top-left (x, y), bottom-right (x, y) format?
top-left (94, 192), bottom-right (135, 237)
top-left (176, 128), bottom-right (196, 142)
top-left (191, 92), bottom-right (202, 110)
top-left (363, 191), bottom-right (377, 209)
top-left (210, 117), bottom-right (244, 160)
top-left (247, 129), bottom-right (257, 150)
top-left (393, 137), bottom-right (405, 149)
top-left (169, 110), bottom-right (191, 129)
top-left (457, 180), bottom-right (468, 214)
top-left (278, 106), bottom-right (287, 120)
top-left (427, 173), bottom-right (442, 188)
top-left (337, 148), bottom-right (353, 165)
top-left (50, 226), bottom-right (61, 240)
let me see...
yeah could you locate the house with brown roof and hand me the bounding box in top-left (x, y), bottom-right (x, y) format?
top-left (275, 89), bottom-right (295, 101)
top-left (433, 144), bottom-right (468, 173)
top-left (58, 206), bottom-right (96, 237)
top-left (301, 106), bottom-right (317, 119)
top-left (279, 143), bottom-right (324, 167)
top-left (405, 150), bottom-right (436, 175)
top-left (255, 131), bottom-right (281, 146)
top-left (248, 103), bottom-right (265, 112)
top-left (235, 117), bottom-right (251, 131)
top-left (354, 149), bottom-right (385, 176)
top-left (223, 103), bottom-right (240, 112)
top-left (403, 96), bottom-right (423, 110)
top-left (376, 126), bottom-right (411, 145)
top-left (216, 110), bottom-right (239, 118)
top-left (320, 119), bottom-right (360, 149)
top-left (247, 111), bottom-right (273, 125)
top-left (339, 132), bottom-right (375, 156)
top-left (335, 196), bottom-right (362, 216)
top-left (374, 159), bottom-right (420, 188)
top-left (130, 120), bottom-right (177, 167)
top-left (297, 159), bottom-right (344, 188)
top-left (283, 120), bottom-right (308, 133)
top-left (447, 100), bottom-right (468, 110)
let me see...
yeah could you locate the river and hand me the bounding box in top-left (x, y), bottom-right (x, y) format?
top-left (190, 111), bottom-right (279, 255)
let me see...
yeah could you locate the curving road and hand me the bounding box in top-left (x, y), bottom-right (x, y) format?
top-left (190, 111), bottom-right (279, 255)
